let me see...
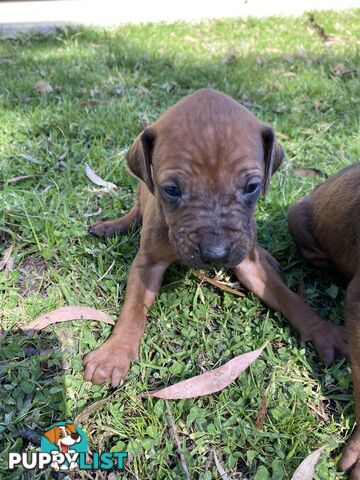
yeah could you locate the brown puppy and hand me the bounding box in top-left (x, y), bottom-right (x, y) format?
top-left (288, 162), bottom-right (360, 478)
top-left (83, 88), bottom-right (348, 389)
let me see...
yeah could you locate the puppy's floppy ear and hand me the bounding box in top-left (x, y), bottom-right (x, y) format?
top-left (126, 127), bottom-right (156, 194)
top-left (44, 426), bottom-right (60, 445)
top-left (262, 127), bottom-right (285, 195)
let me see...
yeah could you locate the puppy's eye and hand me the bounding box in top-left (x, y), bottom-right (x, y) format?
top-left (162, 185), bottom-right (182, 199)
top-left (244, 182), bottom-right (260, 195)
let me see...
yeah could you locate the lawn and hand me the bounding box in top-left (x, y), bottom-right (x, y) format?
top-left (0, 9), bottom-right (359, 479)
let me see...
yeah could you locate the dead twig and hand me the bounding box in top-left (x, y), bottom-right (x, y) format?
top-left (192, 270), bottom-right (245, 297)
top-left (307, 14), bottom-right (330, 42)
top-left (165, 400), bottom-right (191, 480)
top-left (213, 450), bottom-right (232, 480)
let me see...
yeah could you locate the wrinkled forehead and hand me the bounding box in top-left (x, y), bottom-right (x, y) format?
top-left (153, 122), bottom-right (264, 185)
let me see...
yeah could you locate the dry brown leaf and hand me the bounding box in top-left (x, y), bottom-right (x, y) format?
top-left (192, 270), bottom-right (245, 297)
top-left (85, 164), bottom-right (117, 190)
top-left (255, 384), bottom-right (271, 430)
top-left (147, 346), bottom-right (265, 399)
top-left (36, 80), bottom-right (53, 95)
top-left (0, 244), bottom-right (13, 271)
top-left (291, 446), bottom-right (326, 480)
top-left (25, 306), bottom-right (115, 333)
top-left (293, 168), bottom-right (324, 178)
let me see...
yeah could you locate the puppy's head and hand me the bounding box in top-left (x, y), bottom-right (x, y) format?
top-left (127, 89), bottom-right (284, 268)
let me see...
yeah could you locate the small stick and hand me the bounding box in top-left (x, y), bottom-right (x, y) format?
top-left (192, 270), bottom-right (245, 297)
top-left (165, 400), bottom-right (191, 480)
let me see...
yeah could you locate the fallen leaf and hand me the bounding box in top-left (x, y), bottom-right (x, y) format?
top-left (36, 80), bottom-right (53, 95)
top-left (6, 175), bottom-right (34, 184)
top-left (213, 451), bottom-right (231, 480)
top-left (0, 244), bottom-right (14, 271)
top-left (17, 153), bottom-right (41, 164)
top-left (293, 168), bottom-right (324, 178)
top-left (147, 346), bottom-right (265, 399)
top-left (291, 446), bottom-right (326, 480)
top-left (85, 164), bottom-right (117, 190)
top-left (255, 387), bottom-right (269, 430)
top-left (192, 270), bottom-right (245, 297)
top-left (24, 306), bottom-right (115, 333)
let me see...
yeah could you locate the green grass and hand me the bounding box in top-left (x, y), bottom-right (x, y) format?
top-left (0, 9), bottom-right (359, 479)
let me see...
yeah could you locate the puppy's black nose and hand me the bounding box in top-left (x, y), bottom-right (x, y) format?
top-left (200, 244), bottom-right (230, 264)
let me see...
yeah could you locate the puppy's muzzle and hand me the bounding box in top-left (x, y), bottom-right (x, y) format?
top-left (199, 241), bottom-right (231, 265)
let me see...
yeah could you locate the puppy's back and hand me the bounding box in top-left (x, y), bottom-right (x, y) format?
top-left (312, 162), bottom-right (360, 278)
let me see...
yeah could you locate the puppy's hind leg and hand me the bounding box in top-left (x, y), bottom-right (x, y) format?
top-left (339, 274), bottom-right (360, 478)
top-left (89, 187), bottom-right (142, 238)
top-left (288, 197), bottom-right (331, 269)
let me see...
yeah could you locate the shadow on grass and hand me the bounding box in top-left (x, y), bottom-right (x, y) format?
top-left (0, 328), bottom-right (66, 479)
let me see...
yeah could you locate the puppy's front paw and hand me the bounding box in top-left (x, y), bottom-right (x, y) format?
top-left (88, 220), bottom-right (115, 238)
top-left (309, 321), bottom-right (349, 365)
top-left (83, 340), bottom-right (135, 387)
top-left (339, 428), bottom-right (360, 479)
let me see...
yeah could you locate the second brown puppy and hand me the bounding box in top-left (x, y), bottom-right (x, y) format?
top-left (83, 88), bottom-right (348, 388)
top-left (288, 162), bottom-right (360, 478)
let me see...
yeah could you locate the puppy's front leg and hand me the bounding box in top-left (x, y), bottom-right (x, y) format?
top-left (339, 275), bottom-right (360, 478)
top-left (83, 251), bottom-right (170, 387)
top-left (234, 246), bottom-right (349, 365)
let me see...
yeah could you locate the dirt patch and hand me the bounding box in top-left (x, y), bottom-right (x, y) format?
top-left (19, 255), bottom-right (48, 297)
